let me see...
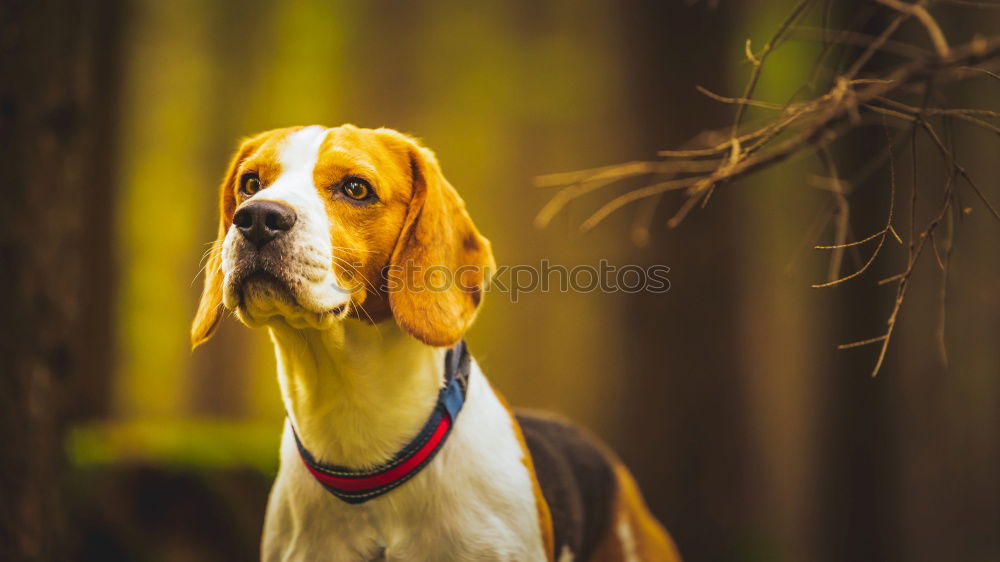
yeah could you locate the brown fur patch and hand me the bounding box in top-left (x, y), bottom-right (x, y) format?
top-left (591, 463), bottom-right (682, 562)
top-left (514, 410), bottom-right (682, 562)
top-left (515, 410), bottom-right (618, 561)
top-left (494, 390), bottom-right (555, 561)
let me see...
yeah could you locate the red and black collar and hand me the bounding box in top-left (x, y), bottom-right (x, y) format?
top-left (290, 341), bottom-right (471, 504)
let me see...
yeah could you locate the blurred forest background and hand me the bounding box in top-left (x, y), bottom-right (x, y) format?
top-left (2, 0), bottom-right (999, 561)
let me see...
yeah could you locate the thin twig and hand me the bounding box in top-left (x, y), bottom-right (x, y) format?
top-left (818, 147), bottom-right (849, 282)
top-left (812, 120), bottom-right (898, 289)
top-left (876, 0), bottom-right (950, 57)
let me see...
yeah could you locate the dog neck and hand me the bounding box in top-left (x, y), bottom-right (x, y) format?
top-left (267, 319), bottom-right (445, 468)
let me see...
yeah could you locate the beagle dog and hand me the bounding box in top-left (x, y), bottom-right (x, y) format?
top-left (192, 125), bottom-right (681, 561)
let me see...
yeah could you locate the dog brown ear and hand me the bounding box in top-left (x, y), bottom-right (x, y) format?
top-left (387, 143), bottom-right (495, 347)
top-left (191, 139), bottom-right (254, 349)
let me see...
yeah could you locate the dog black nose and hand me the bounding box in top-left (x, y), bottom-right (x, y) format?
top-left (233, 200), bottom-right (297, 248)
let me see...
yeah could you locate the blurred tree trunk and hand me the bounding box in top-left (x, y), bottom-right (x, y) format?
top-left (612, 3), bottom-right (753, 561)
top-left (0, 0), bottom-right (120, 558)
top-left (889, 7), bottom-right (1000, 560)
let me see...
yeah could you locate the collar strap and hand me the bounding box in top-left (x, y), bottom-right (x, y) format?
top-left (290, 340), bottom-right (471, 504)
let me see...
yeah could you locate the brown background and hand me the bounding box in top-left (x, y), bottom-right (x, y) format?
top-left (2, 0), bottom-right (999, 560)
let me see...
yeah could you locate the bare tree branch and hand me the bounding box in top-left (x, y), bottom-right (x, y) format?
top-left (537, 2), bottom-right (1000, 376)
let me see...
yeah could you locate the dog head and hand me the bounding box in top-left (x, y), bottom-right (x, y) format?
top-left (191, 125), bottom-right (494, 348)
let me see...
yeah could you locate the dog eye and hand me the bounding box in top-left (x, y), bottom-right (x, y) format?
top-left (341, 177), bottom-right (373, 201)
top-left (239, 173), bottom-right (262, 197)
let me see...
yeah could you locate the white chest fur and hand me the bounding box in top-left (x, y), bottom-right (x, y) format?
top-left (261, 361), bottom-right (548, 562)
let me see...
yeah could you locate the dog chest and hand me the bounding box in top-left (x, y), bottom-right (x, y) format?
top-left (262, 366), bottom-right (549, 562)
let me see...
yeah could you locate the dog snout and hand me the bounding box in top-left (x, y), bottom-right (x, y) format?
top-left (233, 200), bottom-right (297, 248)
